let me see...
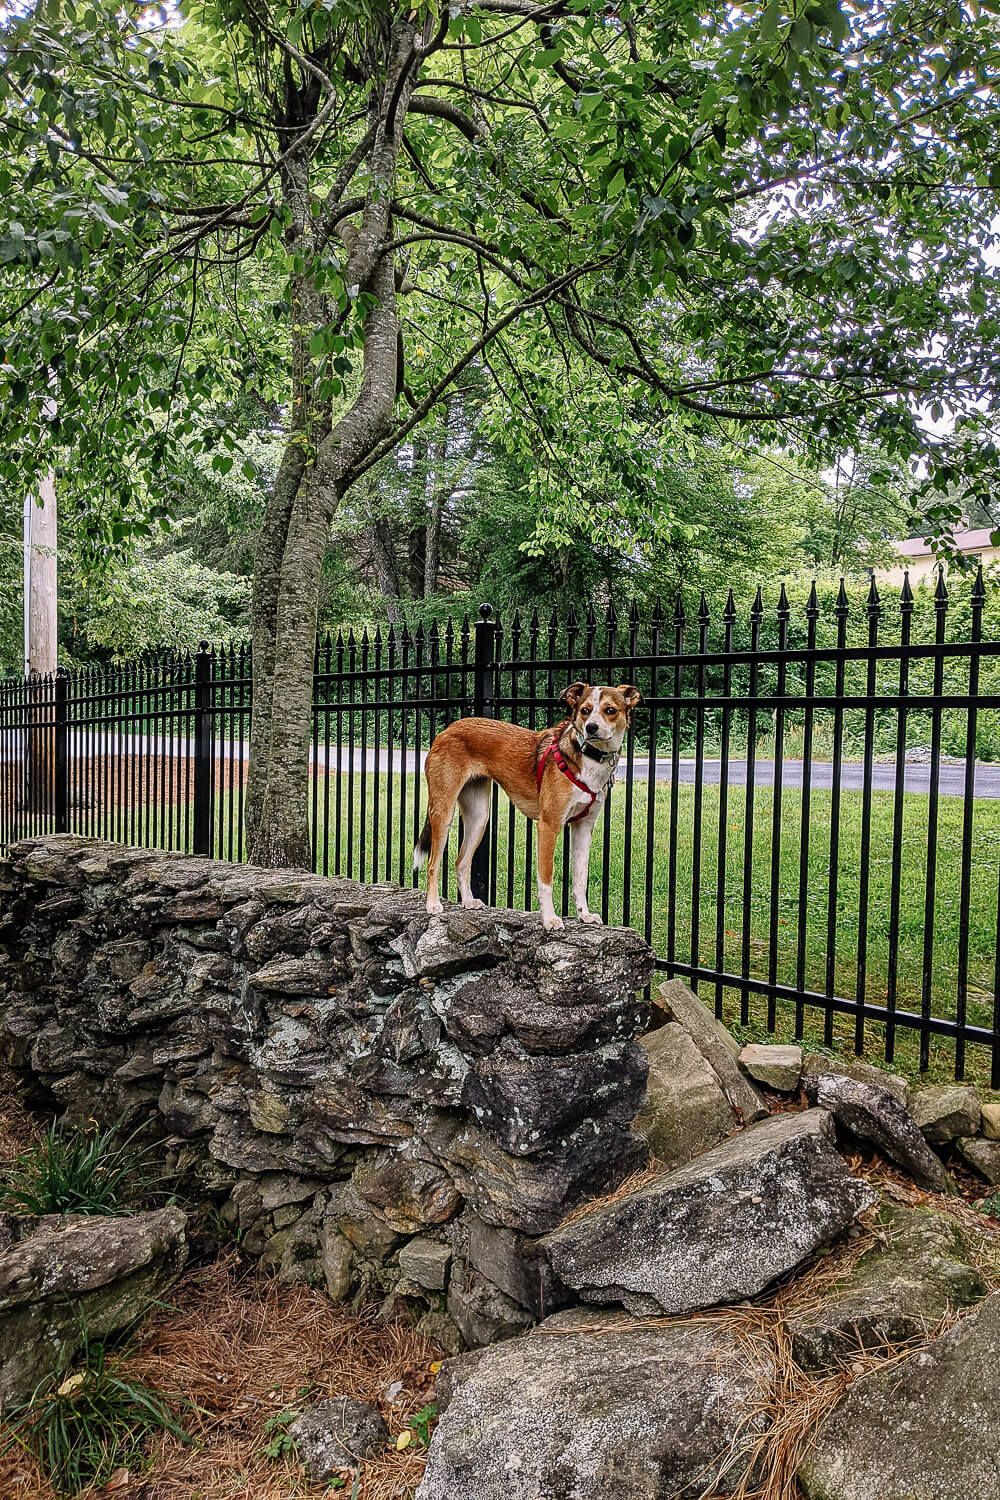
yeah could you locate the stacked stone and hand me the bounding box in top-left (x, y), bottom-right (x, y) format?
top-left (0, 836), bottom-right (653, 1347)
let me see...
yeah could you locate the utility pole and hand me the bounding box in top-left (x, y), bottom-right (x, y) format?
top-left (23, 469), bottom-right (58, 677)
top-left (23, 420), bottom-right (58, 819)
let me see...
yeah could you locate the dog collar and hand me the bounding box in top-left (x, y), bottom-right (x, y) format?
top-left (582, 741), bottom-right (618, 764)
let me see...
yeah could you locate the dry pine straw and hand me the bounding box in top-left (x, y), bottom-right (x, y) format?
top-left (0, 1254), bottom-right (442, 1500)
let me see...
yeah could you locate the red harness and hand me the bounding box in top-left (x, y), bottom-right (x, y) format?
top-left (536, 729), bottom-right (600, 824)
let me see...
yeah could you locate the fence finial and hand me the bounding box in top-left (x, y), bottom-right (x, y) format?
top-left (866, 573), bottom-right (882, 615)
top-left (806, 580), bottom-right (819, 618)
top-left (934, 563), bottom-right (949, 606)
top-left (900, 569), bottom-right (914, 609)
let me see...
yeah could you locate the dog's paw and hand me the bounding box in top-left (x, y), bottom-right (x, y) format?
top-left (542, 914), bottom-right (565, 932)
top-left (426, 899), bottom-right (444, 915)
top-left (461, 898), bottom-right (486, 911)
top-left (578, 911), bottom-right (602, 925)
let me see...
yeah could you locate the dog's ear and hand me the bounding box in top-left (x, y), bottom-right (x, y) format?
top-left (561, 680), bottom-right (588, 711)
top-left (618, 684), bottom-right (642, 716)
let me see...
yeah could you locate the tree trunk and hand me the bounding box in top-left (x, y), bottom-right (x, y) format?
top-left (24, 471), bottom-right (58, 812)
top-left (423, 406), bottom-right (451, 597)
top-left (369, 519), bottom-right (403, 623)
top-left (246, 20), bottom-right (423, 868)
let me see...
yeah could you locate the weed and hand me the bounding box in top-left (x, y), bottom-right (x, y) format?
top-left (260, 1406), bottom-right (299, 1461)
top-left (0, 1119), bottom-right (156, 1217)
top-left (3, 1338), bottom-right (188, 1496)
top-left (409, 1402), bottom-right (438, 1448)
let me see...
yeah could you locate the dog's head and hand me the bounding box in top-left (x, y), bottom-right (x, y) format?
top-left (561, 681), bottom-right (642, 747)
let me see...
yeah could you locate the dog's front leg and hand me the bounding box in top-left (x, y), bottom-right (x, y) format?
top-left (536, 818), bottom-right (563, 931)
top-left (571, 810), bottom-right (601, 924)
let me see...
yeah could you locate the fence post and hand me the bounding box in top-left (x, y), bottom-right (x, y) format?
top-left (193, 643), bottom-right (213, 857)
top-left (53, 669), bottom-right (68, 834)
top-left (471, 604), bottom-right (499, 901)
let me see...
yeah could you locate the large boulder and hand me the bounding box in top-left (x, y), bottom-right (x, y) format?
top-left (542, 1109), bottom-right (875, 1316)
top-left (417, 1309), bottom-right (774, 1499)
top-left (799, 1292), bottom-right (1000, 1500)
top-left (633, 1023), bottom-right (737, 1168)
top-left (787, 1204), bottom-right (986, 1371)
top-left (0, 1207), bottom-right (188, 1406)
top-left (803, 1071), bottom-right (954, 1193)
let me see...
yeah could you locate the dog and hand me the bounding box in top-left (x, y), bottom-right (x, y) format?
top-left (413, 681), bottom-right (642, 930)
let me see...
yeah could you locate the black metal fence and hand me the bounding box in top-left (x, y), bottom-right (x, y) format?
top-left (3, 575), bottom-right (1000, 1085)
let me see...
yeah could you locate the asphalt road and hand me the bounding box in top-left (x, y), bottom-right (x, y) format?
top-left (643, 756), bottom-right (999, 798)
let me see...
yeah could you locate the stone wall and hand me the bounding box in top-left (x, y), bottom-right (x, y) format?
top-left (0, 837), bottom-right (654, 1349)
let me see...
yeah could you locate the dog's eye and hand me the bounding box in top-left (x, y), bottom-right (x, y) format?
top-left (605, 706), bottom-right (618, 717)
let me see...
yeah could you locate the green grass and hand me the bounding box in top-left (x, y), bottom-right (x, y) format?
top-left (0, 1120), bottom-right (156, 1217)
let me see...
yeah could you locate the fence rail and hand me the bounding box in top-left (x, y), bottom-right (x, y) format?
top-left (3, 574), bottom-right (1000, 1085)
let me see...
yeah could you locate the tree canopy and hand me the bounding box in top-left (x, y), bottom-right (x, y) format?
top-left (2, 0), bottom-right (999, 858)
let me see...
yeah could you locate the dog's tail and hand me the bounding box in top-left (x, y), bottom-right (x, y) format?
top-left (413, 815), bottom-right (432, 871)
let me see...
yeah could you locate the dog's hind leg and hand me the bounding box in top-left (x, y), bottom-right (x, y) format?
top-left (455, 777), bottom-right (491, 909)
top-left (422, 764), bottom-right (464, 916)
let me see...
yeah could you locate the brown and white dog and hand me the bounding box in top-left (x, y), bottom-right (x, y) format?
top-left (413, 682), bottom-right (642, 930)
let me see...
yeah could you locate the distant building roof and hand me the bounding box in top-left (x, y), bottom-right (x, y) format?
top-left (892, 526), bottom-right (995, 559)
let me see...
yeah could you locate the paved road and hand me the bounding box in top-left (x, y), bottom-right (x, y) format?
top-left (647, 756), bottom-right (1000, 798)
top-left (3, 729), bottom-right (997, 798)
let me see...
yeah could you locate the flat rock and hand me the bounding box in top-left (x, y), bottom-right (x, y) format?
top-left (0, 1207), bottom-right (188, 1406)
top-left (740, 1042), bottom-right (803, 1092)
top-left (803, 1071), bottom-right (954, 1192)
top-left (956, 1135), bottom-right (1000, 1185)
top-left (446, 1261), bottom-right (533, 1348)
top-left (290, 1397), bottom-right (388, 1479)
top-left (657, 980), bottom-right (768, 1123)
top-left (463, 1214), bottom-right (568, 1318)
top-left (788, 1203), bottom-right (985, 1371)
top-left (799, 1291), bottom-right (1000, 1500)
top-left (542, 1109), bottom-right (875, 1316)
top-left (802, 1052), bottom-right (909, 1105)
top-left (417, 1309), bottom-right (774, 1499)
top-left (908, 1083), bottom-right (981, 1143)
top-left (633, 1023), bottom-right (737, 1169)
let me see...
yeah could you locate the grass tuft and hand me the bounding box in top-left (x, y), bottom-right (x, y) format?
top-left (0, 1119), bottom-right (157, 1218)
top-left (3, 1337), bottom-right (188, 1497)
